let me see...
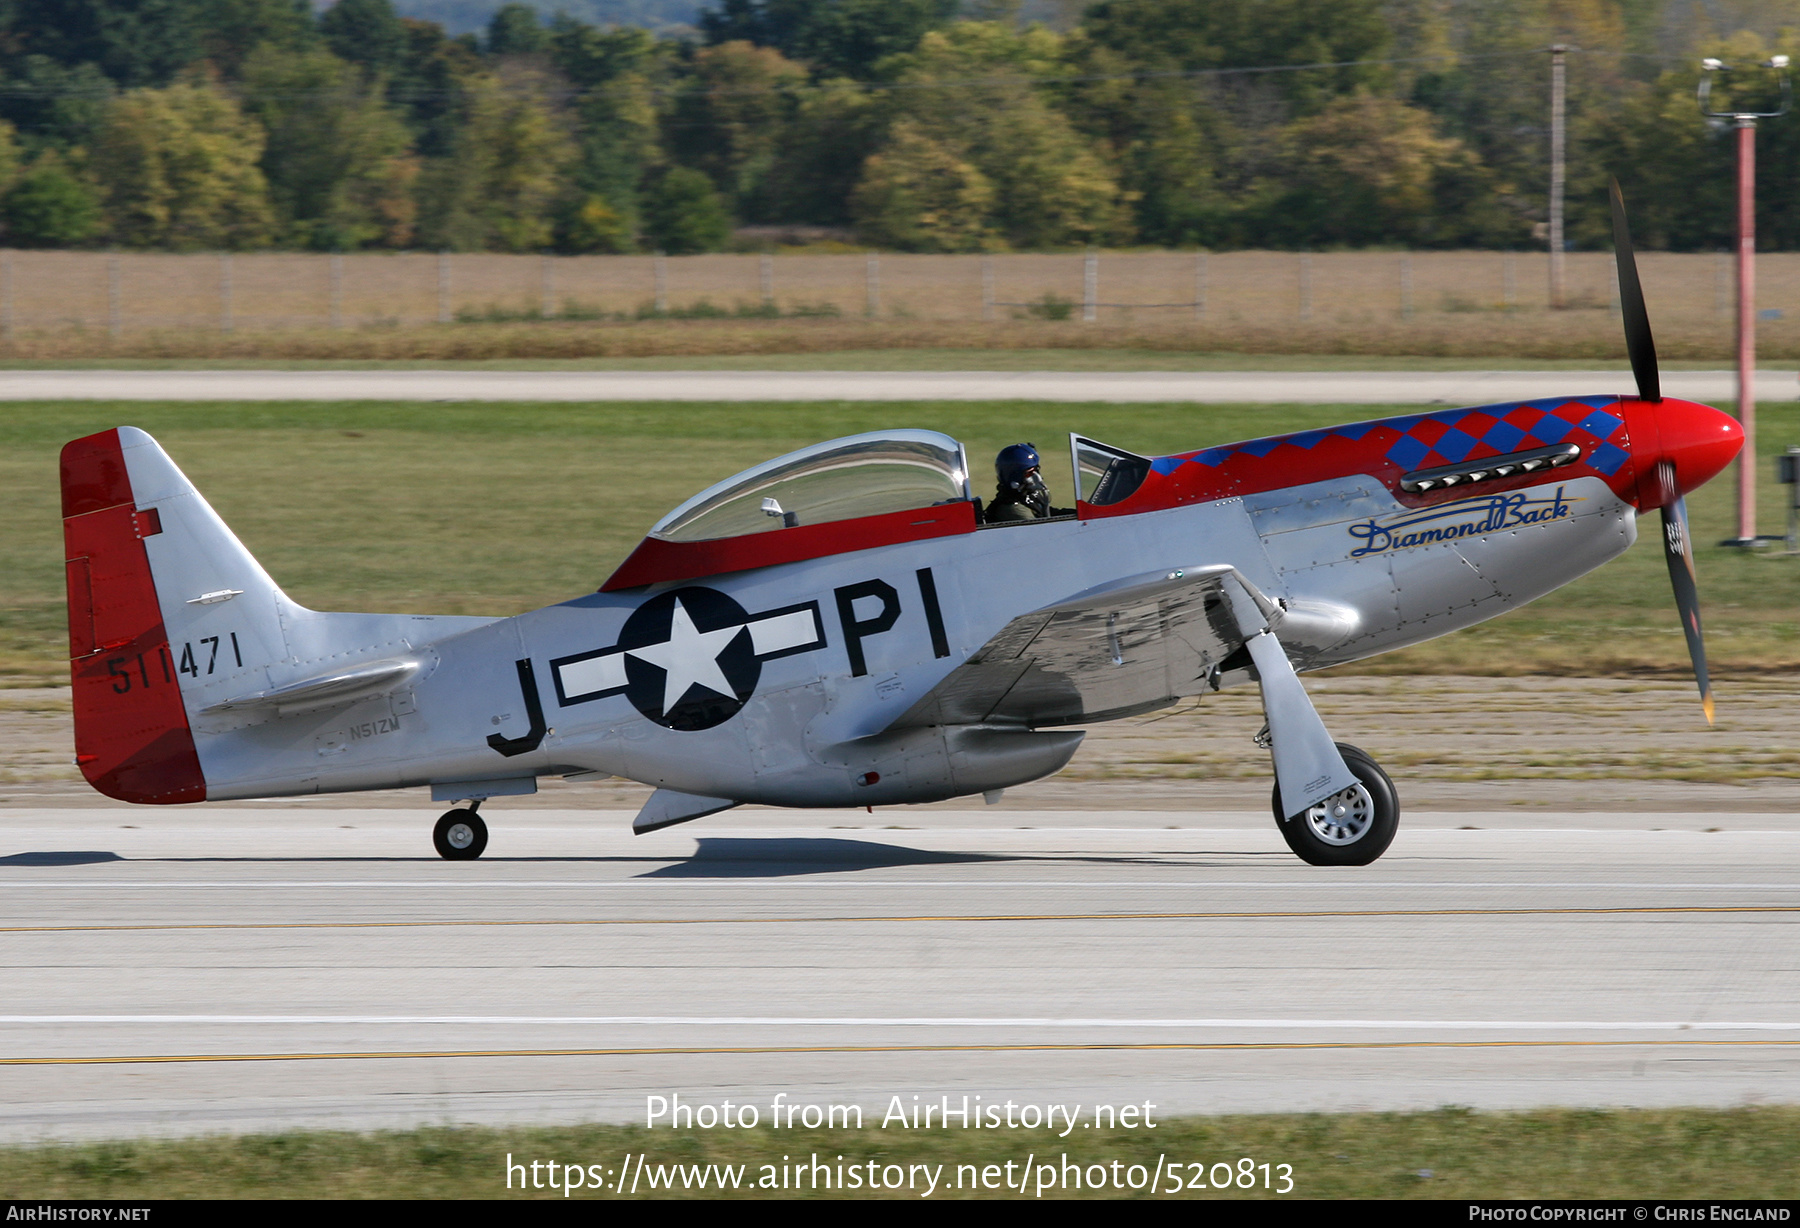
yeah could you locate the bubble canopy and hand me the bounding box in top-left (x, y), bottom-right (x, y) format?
top-left (649, 429), bottom-right (973, 543)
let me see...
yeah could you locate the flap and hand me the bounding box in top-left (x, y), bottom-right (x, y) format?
top-left (889, 565), bottom-right (1273, 730)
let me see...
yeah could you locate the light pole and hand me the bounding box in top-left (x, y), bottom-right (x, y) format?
top-left (1701, 54), bottom-right (1791, 547)
top-left (1549, 44), bottom-right (1570, 309)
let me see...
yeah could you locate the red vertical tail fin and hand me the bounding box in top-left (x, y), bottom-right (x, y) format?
top-left (60, 428), bottom-right (205, 804)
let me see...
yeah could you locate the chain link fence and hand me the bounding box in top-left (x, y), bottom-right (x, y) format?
top-left (0, 248), bottom-right (1783, 341)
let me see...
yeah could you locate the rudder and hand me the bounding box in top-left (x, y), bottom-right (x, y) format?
top-left (62, 428), bottom-right (206, 802)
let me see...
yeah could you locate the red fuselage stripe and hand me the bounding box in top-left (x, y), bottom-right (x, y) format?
top-left (602, 500), bottom-right (979, 591)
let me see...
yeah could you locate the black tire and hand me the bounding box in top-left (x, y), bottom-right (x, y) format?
top-left (433, 809), bottom-right (488, 860)
top-left (1269, 743), bottom-right (1398, 867)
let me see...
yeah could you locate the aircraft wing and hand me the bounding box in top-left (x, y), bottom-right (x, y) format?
top-left (888, 564), bottom-right (1275, 729)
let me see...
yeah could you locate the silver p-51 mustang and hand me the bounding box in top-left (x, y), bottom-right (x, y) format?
top-left (59, 191), bottom-right (1742, 866)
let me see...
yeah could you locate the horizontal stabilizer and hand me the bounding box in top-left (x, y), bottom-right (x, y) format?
top-left (200, 659), bottom-right (419, 716)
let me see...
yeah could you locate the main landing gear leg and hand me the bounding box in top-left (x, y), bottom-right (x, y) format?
top-left (433, 800), bottom-right (489, 860)
top-left (1271, 743), bottom-right (1399, 867)
top-left (1220, 573), bottom-right (1392, 865)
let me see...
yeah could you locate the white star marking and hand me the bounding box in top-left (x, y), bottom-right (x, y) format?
top-left (625, 598), bottom-right (744, 714)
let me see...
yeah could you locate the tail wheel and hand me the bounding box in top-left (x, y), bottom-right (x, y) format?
top-left (433, 809), bottom-right (488, 860)
top-left (1270, 743), bottom-right (1398, 867)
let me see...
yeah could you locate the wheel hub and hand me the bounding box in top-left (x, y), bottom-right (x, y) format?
top-left (446, 822), bottom-right (475, 849)
top-left (1303, 782), bottom-right (1374, 845)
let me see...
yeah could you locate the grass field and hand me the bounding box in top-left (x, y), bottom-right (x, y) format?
top-left (2, 1107), bottom-right (1795, 1199)
top-left (5, 398), bottom-right (1798, 685)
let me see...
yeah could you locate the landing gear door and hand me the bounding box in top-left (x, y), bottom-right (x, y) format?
top-left (1070, 434), bottom-right (1152, 511)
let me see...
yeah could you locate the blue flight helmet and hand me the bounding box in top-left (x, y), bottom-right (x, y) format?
top-left (996, 442), bottom-right (1042, 492)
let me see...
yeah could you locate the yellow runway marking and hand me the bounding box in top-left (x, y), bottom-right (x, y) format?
top-left (0, 904), bottom-right (1796, 935)
top-left (10, 1038), bottom-right (1800, 1066)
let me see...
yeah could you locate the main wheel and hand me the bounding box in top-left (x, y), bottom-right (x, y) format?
top-left (433, 809), bottom-right (488, 860)
top-left (1270, 743), bottom-right (1398, 867)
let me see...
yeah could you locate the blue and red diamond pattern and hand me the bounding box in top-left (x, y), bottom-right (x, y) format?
top-left (1380, 397), bottom-right (1628, 476)
top-left (1152, 396), bottom-right (1630, 478)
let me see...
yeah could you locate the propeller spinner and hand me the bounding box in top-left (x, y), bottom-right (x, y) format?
top-left (1609, 179), bottom-right (1734, 723)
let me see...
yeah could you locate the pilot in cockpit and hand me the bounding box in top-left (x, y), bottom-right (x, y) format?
top-left (985, 442), bottom-right (1071, 522)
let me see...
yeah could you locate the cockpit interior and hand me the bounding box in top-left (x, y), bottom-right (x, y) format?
top-left (647, 429), bottom-right (1151, 544)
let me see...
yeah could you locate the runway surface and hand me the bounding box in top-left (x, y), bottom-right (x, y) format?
top-left (0, 368), bottom-right (1788, 404)
top-left (3, 806), bottom-right (1798, 1141)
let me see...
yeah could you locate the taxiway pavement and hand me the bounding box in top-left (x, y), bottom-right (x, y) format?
top-left (0, 368), bottom-right (1790, 404)
top-left (2, 806), bottom-right (1797, 1141)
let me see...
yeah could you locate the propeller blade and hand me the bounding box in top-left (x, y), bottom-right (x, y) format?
top-left (1610, 178), bottom-right (1662, 403)
top-left (1659, 488), bottom-right (1714, 724)
top-left (1613, 184), bottom-right (1708, 717)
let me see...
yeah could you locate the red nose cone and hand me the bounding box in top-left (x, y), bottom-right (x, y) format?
top-left (1624, 398), bottom-right (1744, 510)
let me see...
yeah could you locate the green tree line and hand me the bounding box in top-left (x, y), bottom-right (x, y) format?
top-left (0, 0), bottom-right (1796, 252)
